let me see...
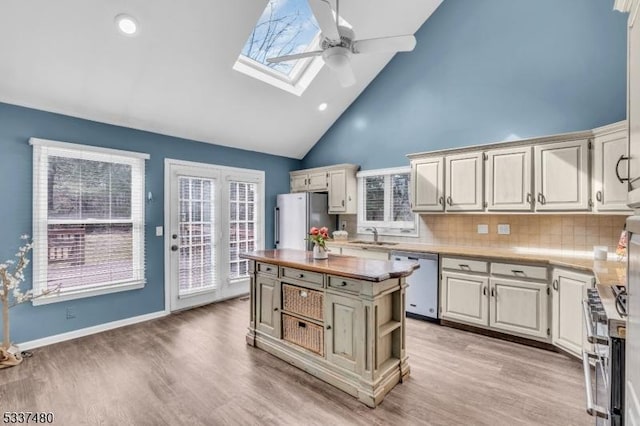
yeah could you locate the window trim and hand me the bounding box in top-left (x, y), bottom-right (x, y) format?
top-left (29, 137), bottom-right (149, 306)
top-left (357, 166), bottom-right (419, 237)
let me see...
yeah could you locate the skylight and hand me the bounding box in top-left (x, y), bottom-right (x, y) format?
top-left (242, 0), bottom-right (319, 76)
top-left (234, 0), bottom-right (324, 96)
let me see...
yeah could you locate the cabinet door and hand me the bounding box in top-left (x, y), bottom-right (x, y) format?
top-left (325, 293), bottom-right (363, 373)
top-left (594, 130), bottom-right (631, 211)
top-left (551, 268), bottom-right (592, 357)
top-left (489, 278), bottom-right (548, 339)
top-left (256, 275), bottom-right (281, 338)
top-left (328, 169), bottom-right (347, 212)
top-left (534, 140), bottom-right (590, 211)
top-left (290, 173), bottom-right (308, 193)
top-left (307, 171), bottom-right (328, 192)
top-left (411, 157), bottom-right (445, 211)
top-left (440, 271), bottom-right (489, 327)
top-left (446, 152), bottom-right (483, 211)
top-left (486, 146), bottom-right (533, 211)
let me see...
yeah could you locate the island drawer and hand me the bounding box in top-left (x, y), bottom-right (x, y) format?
top-left (257, 262), bottom-right (278, 276)
top-left (441, 257), bottom-right (488, 274)
top-left (327, 275), bottom-right (362, 294)
top-left (491, 262), bottom-right (547, 281)
top-left (282, 314), bottom-right (324, 356)
top-left (282, 284), bottom-right (324, 321)
top-left (281, 267), bottom-right (324, 287)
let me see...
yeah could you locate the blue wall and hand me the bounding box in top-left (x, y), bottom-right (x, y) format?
top-left (302, 0), bottom-right (628, 170)
top-left (0, 102), bottom-right (299, 343)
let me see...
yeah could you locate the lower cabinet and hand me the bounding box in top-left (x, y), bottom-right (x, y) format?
top-left (440, 271), bottom-right (489, 327)
top-left (440, 257), bottom-right (551, 342)
top-left (489, 278), bottom-right (548, 339)
top-left (325, 293), bottom-right (363, 374)
top-left (256, 275), bottom-right (281, 338)
top-left (551, 268), bottom-right (594, 357)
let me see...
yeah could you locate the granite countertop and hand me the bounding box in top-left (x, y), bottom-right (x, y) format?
top-left (240, 249), bottom-right (419, 282)
top-left (327, 240), bottom-right (627, 286)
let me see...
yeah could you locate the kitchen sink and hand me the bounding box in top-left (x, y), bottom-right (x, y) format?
top-left (349, 240), bottom-right (398, 246)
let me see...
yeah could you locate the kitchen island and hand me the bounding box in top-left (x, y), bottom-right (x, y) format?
top-left (240, 249), bottom-right (419, 407)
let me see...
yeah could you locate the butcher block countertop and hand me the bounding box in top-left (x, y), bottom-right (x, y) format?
top-left (240, 249), bottom-right (419, 282)
top-left (327, 240), bottom-right (627, 286)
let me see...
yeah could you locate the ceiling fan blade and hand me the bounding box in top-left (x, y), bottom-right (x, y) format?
top-left (333, 62), bottom-right (356, 87)
top-left (353, 35), bottom-right (417, 54)
top-left (308, 0), bottom-right (341, 43)
top-left (267, 50), bottom-right (323, 63)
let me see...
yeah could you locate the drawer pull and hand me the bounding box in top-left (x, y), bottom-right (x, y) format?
top-left (511, 270), bottom-right (525, 276)
top-left (340, 281), bottom-right (348, 286)
top-left (298, 321), bottom-right (306, 328)
top-left (409, 304), bottom-right (417, 307)
top-left (265, 267), bottom-right (272, 272)
top-left (300, 290), bottom-right (308, 298)
top-left (459, 264), bottom-right (470, 270)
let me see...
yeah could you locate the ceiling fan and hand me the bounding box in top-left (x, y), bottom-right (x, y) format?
top-left (266, 0), bottom-right (417, 87)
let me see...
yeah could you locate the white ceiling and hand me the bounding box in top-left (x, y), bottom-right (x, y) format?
top-left (0, 0), bottom-right (442, 159)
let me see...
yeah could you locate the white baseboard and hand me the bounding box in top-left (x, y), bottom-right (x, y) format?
top-left (18, 310), bottom-right (170, 351)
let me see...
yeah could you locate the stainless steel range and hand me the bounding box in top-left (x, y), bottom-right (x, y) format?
top-left (582, 284), bottom-right (627, 425)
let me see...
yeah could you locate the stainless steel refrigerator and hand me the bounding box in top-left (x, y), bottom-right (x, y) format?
top-left (275, 193), bottom-right (335, 251)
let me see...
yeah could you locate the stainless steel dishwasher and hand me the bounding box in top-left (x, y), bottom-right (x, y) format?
top-left (391, 251), bottom-right (439, 321)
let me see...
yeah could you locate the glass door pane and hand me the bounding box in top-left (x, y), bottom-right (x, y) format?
top-left (229, 181), bottom-right (257, 280)
top-left (178, 176), bottom-right (216, 296)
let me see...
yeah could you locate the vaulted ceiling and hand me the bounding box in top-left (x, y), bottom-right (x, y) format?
top-left (0, 0), bottom-right (442, 159)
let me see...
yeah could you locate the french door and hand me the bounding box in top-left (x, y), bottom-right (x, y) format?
top-left (165, 160), bottom-right (264, 312)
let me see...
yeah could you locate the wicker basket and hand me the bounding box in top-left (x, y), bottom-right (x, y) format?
top-left (282, 284), bottom-right (324, 321)
top-left (282, 314), bottom-right (324, 356)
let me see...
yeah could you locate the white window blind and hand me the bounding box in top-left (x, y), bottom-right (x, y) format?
top-left (30, 138), bottom-right (148, 304)
top-left (178, 176), bottom-right (216, 295)
top-left (228, 181), bottom-right (257, 280)
top-left (357, 167), bottom-right (418, 237)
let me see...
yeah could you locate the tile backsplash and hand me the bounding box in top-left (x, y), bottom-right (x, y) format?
top-left (340, 214), bottom-right (627, 257)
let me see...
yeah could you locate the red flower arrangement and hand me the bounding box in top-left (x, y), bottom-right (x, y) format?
top-left (308, 226), bottom-right (329, 249)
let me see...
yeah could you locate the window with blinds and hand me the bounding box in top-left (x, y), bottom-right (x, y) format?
top-left (228, 181), bottom-right (257, 280)
top-left (357, 167), bottom-right (418, 237)
top-left (30, 138), bottom-right (148, 305)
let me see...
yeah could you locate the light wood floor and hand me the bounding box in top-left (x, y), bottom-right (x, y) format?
top-left (1, 297), bottom-right (591, 426)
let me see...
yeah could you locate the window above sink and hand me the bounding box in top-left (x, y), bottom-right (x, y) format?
top-left (356, 167), bottom-right (419, 238)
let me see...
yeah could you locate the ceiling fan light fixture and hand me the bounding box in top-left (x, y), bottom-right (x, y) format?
top-left (322, 47), bottom-right (352, 70)
top-left (115, 14), bottom-right (139, 36)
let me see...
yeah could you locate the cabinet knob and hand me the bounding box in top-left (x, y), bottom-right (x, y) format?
top-left (298, 274), bottom-right (304, 278)
top-left (274, 307), bottom-right (278, 311)
top-left (171, 245), bottom-right (178, 252)
top-left (326, 325), bottom-right (331, 330)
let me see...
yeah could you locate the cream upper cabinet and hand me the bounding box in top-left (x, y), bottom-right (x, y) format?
top-left (440, 271), bottom-right (489, 326)
top-left (328, 167), bottom-right (358, 214)
top-left (307, 171), bottom-right (329, 191)
top-left (593, 123), bottom-right (630, 211)
top-left (410, 156), bottom-right (445, 212)
top-left (489, 277), bottom-right (548, 339)
top-left (446, 152), bottom-right (484, 211)
top-left (290, 164), bottom-right (358, 214)
top-left (551, 268), bottom-right (593, 358)
top-left (485, 146), bottom-right (533, 211)
top-left (290, 173), bottom-right (308, 193)
top-left (534, 139), bottom-right (590, 211)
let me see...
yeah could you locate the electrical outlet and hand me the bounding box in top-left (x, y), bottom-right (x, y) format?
top-left (477, 224), bottom-right (489, 234)
top-left (66, 307), bottom-right (76, 320)
top-left (498, 224), bottom-right (511, 235)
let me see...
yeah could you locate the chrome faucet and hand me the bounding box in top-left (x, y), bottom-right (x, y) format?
top-left (366, 227), bottom-right (379, 243)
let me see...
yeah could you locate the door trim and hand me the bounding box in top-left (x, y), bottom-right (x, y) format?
top-left (163, 158), bottom-right (265, 313)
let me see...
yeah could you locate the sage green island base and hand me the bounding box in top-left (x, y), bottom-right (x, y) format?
top-left (241, 249), bottom-right (418, 408)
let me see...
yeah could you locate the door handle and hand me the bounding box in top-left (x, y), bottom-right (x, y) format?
top-left (615, 155), bottom-right (630, 183)
top-left (483, 286), bottom-right (487, 296)
top-left (171, 245), bottom-right (178, 252)
top-left (341, 200), bottom-right (345, 207)
top-left (274, 207), bottom-right (280, 246)
top-left (446, 196), bottom-right (452, 205)
top-left (526, 193), bottom-right (532, 205)
top-left (595, 190), bottom-right (602, 202)
top-left (491, 288), bottom-right (496, 297)
top-left (552, 279), bottom-right (558, 291)
top-left (439, 196), bottom-right (444, 206)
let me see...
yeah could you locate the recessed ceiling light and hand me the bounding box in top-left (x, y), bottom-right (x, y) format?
top-left (115, 14), bottom-right (139, 36)
top-left (318, 103), bottom-right (328, 112)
